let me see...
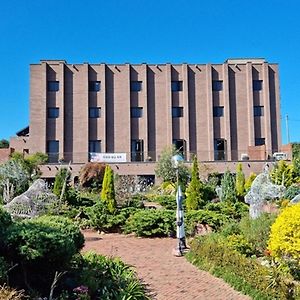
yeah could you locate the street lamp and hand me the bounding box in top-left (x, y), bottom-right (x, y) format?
top-left (172, 154), bottom-right (187, 256)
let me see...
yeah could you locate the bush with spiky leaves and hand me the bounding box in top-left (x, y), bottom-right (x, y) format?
top-left (270, 160), bottom-right (295, 187)
top-left (244, 172), bottom-right (257, 192)
top-left (186, 156), bottom-right (205, 210)
top-left (101, 165), bottom-right (116, 214)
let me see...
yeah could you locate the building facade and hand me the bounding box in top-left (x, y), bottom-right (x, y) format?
top-left (10, 58), bottom-right (282, 178)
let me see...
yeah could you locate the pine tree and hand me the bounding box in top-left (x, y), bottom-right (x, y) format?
top-left (53, 168), bottom-right (70, 200)
top-left (101, 165), bottom-right (116, 213)
top-left (185, 156), bottom-right (205, 210)
top-left (235, 163), bottom-right (245, 197)
top-left (270, 160), bottom-right (295, 187)
top-left (244, 172), bottom-right (257, 192)
top-left (220, 170), bottom-right (237, 202)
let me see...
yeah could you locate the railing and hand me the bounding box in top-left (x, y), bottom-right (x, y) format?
top-left (45, 149), bottom-right (283, 164)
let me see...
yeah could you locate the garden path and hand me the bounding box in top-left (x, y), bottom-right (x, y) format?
top-left (83, 230), bottom-right (250, 300)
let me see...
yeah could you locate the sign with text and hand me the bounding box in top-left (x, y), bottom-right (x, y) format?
top-left (90, 153), bottom-right (127, 163)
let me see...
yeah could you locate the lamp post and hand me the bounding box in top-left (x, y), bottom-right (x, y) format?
top-left (172, 154), bottom-right (187, 256)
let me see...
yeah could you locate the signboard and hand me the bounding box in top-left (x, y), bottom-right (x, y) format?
top-left (90, 153), bottom-right (127, 163)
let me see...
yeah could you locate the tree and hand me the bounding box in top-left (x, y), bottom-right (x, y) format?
top-left (185, 156), bottom-right (205, 210)
top-left (0, 139), bottom-right (9, 149)
top-left (235, 163), bottom-right (245, 197)
top-left (79, 162), bottom-right (106, 189)
top-left (155, 146), bottom-right (190, 187)
top-left (53, 168), bottom-right (71, 201)
top-left (270, 160), bottom-right (295, 187)
top-left (220, 170), bottom-right (237, 202)
top-left (244, 172), bottom-right (257, 192)
top-left (101, 165), bottom-right (116, 214)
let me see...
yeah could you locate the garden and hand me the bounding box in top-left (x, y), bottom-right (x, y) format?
top-left (0, 145), bottom-right (300, 299)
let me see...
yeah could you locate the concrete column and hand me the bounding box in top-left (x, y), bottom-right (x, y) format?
top-left (246, 62), bottom-right (255, 146)
top-left (182, 64), bottom-right (190, 159)
top-left (59, 62), bottom-right (65, 158)
top-left (223, 63), bottom-right (231, 160)
top-left (142, 64), bottom-right (148, 160)
top-left (166, 64), bottom-right (172, 145)
top-left (100, 63), bottom-right (106, 153)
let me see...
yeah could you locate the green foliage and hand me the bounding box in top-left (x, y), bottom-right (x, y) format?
top-left (0, 257), bottom-right (8, 283)
top-left (123, 209), bottom-right (175, 237)
top-left (204, 201), bottom-right (248, 221)
top-left (53, 167), bottom-right (71, 200)
top-left (185, 209), bottom-right (228, 236)
top-left (220, 170), bottom-right (237, 202)
top-left (155, 146), bottom-right (190, 186)
top-left (186, 156), bottom-right (206, 210)
top-left (270, 160), bottom-right (295, 187)
top-left (69, 252), bottom-right (149, 300)
top-left (0, 139), bottom-right (9, 149)
top-left (101, 166), bottom-right (116, 214)
top-left (244, 172), bottom-right (257, 192)
top-left (292, 143), bottom-right (300, 160)
top-left (151, 194), bottom-right (177, 210)
top-left (86, 202), bottom-right (137, 232)
top-left (187, 234), bottom-right (298, 300)
top-left (235, 163), bottom-right (245, 197)
top-left (283, 184), bottom-right (300, 200)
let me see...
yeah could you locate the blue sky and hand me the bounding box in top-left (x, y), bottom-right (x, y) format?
top-left (0, 0), bottom-right (299, 143)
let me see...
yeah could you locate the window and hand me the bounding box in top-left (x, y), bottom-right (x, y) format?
top-left (253, 80), bottom-right (263, 91)
top-left (255, 138), bottom-right (265, 146)
top-left (214, 139), bottom-right (226, 161)
top-left (213, 106), bottom-right (224, 117)
top-left (172, 107), bottom-right (183, 118)
top-left (47, 140), bottom-right (59, 163)
top-left (130, 107), bottom-right (143, 118)
top-left (171, 81), bottom-right (183, 92)
top-left (89, 140), bottom-right (101, 153)
top-left (254, 106), bottom-right (264, 117)
top-left (47, 81), bottom-right (59, 92)
top-left (212, 80), bottom-right (223, 91)
top-left (131, 81), bottom-right (142, 92)
top-left (89, 81), bottom-right (101, 92)
top-left (173, 139), bottom-right (186, 158)
top-left (48, 108), bottom-right (59, 118)
top-left (131, 139), bottom-right (144, 161)
top-left (89, 107), bottom-right (101, 118)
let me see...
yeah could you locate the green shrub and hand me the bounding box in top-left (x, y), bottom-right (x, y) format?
top-left (86, 202), bottom-right (138, 232)
top-left (151, 194), bottom-right (177, 210)
top-left (187, 234), bottom-right (298, 299)
top-left (235, 163), bottom-right (245, 197)
top-left (101, 166), bottom-right (116, 214)
top-left (204, 201), bottom-right (248, 220)
top-left (123, 209), bottom-right (175, 237)
top-left (220, 171), bottom-right (237, 202)
top-left (283, 184), bottom-right (300, 200)
top-left (68, 252), bottom-right (149, 299)
top-left (244, 172), bottom-right (257, 192)
top-left (185, 209), bottom-right (227, 236)
top-left (53, 168), bottom-right (71, 200)
top-left (0, 257), bottom-right (8, 284)
top-left (226, 234), bottom-right (255, 256)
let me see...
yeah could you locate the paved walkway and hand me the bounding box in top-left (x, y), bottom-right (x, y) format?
top-left (83, 230), bottom-right (250, 300)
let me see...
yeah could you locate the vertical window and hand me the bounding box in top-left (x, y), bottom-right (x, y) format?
top-left (131, 139), bottom-right (144, 162)
top-left (173, 139), bottom-right (186, 158)
top-left (214, 139), bottom-right (226, 161)
top-left (171, 81), bottom-right (183, 92)
top-left (89, 81), bottom-right (101, 92)
top-left (172, 107), bottom-right (183, 118)
top-left (89, 107), bottom-right (101, 118)
top-left (253, 80), bottom-right (263, 91)
top-left (48, 108), bottom-right (59, 118)
top-left (47, 81), bottom-right (59, 92)
top-left (212, 80), bottom-right (223, 91)
top-left (130, 81), bottom-right (142, 91)
top-left (47, 140), bottom-right (59, 163)
top-left (253, 106), bottom-right (264, 117)
top-left (255, 138), bottom-right (265, 146)
top-left (89, 140), bottom-right (101, 153)
top-left (130, 107), bottom-right (143, 118)
top-left (213, 106), bottom-right (224, 117)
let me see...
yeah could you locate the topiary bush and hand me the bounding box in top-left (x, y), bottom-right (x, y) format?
top-left (123, 209), bottom-right (175, 237)
top-left (101, 165), bottom-right (116, 214)
top-left (268, 203), bottom-right (300, 278)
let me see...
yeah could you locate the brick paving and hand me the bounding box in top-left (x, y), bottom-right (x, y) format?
top-left (83, 230), bottom-right (250, 300)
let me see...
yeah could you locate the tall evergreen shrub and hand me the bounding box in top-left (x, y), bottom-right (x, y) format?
top-left (220, 170), bottom-right (237, 202)
top-left (235, 163), bottom-right (245, 197)
top-left (101, 166), bottom-right (116, 213)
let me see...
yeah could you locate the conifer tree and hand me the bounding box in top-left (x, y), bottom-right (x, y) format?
top-left (235, 162), bottom-right (245, 197)
top-left (185, 156), bottom-right (205, 210)
top-left (101, 165), bottom-right (116, 213)
top-left (53, 168), bottom-right (70, 200)
top-left (220, 170), bottom-right (237, 202)
top-left (244, 172), bottom-right (257, 192)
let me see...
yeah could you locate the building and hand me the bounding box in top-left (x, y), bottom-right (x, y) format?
top-left (10, 58), bottom-right (283, 179)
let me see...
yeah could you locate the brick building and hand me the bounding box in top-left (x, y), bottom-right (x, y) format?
top-left (10, 58), bottom-right (283, 179)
